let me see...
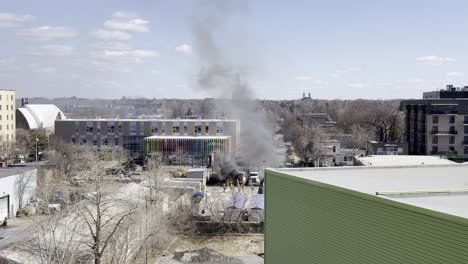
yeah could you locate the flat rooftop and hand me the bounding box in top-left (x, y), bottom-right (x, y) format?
top-left (356, 155), bottom-right (456, 166)
top-left (145, 136), bottom-right (230, 140)
top-left (270, 164), bottom-right (468, 219)
top-left (57, 119), bottom-right (238, 122)
top-left (0, 167), bottom-right (36, 180)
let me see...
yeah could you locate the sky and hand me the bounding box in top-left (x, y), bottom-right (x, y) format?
top-left (1, 0), bottom-right (468, 100)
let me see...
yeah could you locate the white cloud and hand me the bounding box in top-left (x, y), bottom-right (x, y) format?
top-left (175, 44), bottom-right (193, 54)
top-left (446, 72), bottom-right (464, 78)
top-left (416, 55), bottom-right (456, 65)
top-left (103, 11), bottom-right (149, 32)
top-left (18, 26), bottom-right (78, 40)
top-left (90, 29), bottom-right (132, 40)
top-left (90, 41), bottom-right (159, 67)
top-left (0, 12), bottom-right (35, 28)
top-left (30, 65), bottom-right (57, 74)
top-left (103, 49), bottom-right (158, 59)
top-left (295, 76), bottom-right (313, 81)
top-left (30, 44), bottom-right (74, 56)
top-left (331, 67), bottom-right (362, 78)
top-left (347, 83), bottom-right (367, 89)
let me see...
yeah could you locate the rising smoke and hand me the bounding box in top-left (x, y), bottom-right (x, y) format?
top-left (192, 0), bottom-right (278, 172)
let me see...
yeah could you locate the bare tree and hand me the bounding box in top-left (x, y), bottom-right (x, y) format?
top-left (291, 123), bottom-right (328, 166)
top-left (15, 171), bottom-right (35, 209)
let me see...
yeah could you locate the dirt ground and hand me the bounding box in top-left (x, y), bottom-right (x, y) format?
top-left (167, 234), bottom-right (264, 257)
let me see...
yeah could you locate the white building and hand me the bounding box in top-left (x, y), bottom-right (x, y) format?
top-left (0, 168), bottom-right (37, 220)
top-left (16, 104), bottom-right (66, 133)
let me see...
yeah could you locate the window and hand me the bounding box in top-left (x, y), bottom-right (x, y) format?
top-left (465, 126), bottom-right (468, 134)
top-left (449, 126), bottom-right (456, 133)
top-left (432, 115), bottom-right (438, 124)
top-left (6, 115), bottom-right (8, 120)
top-left (0, 95), bottom-right (2, 100)
top-left (465, 116), bottom-right (468, 124)
top-left (184, 126), bottom-right (188, 133)
top-left (205, 125), bottom-right (209, 134)
top-left (11, 114), bottom-right (13, 120)
top-left (6, 125), bottom-right (8, 130)
top-left (10, 105), bottom-right (13, 111)
top-left (433, 135), bottom-right (439, 144)
top-left (0, 115), bottom-right (2, 121)
top-left (432, 146), bottom-right (438, 154)
top-left (465, 146), bottom-right (468, 154)
top-left (118, 125), bottom-right (122, 133)
top-left (195, 125), bottom-right (201, 134)
top-left (10, 95), bottom-right (12, 100)
top-left (173, 126), bottom-right (180, 133)
top-left (450, 136), bottom-right (455, 144)
top-left (7, 135), bottom-right (9, 140)
top-left (332, 146), bottom-right (337, 153)
top-left (71, 138), bottom-right (76, 144)
top-left (86, 126), bottom-right (93, 133)
top-left (449, 146), bottom-right (455, 152)
top-left (6, 105), bottom-right (8, 111)
top-left (93, 139), bottom-right (98, 146)
top-left (432, 125), bottom-right (438, 133)
top-left (151, 127), bottom-right (158, 134)
top-left (114, 137), bottom-right (119, 146)
top-left (449, 115), bottom-right (456, 124)
top-left (101, 138), bottom-right (108, 146)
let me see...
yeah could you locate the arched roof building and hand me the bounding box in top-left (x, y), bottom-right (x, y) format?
top-left (16, 104), bottom-right (66, 132)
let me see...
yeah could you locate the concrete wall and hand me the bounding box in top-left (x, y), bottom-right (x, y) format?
top-left (265, 169), bottom-right (468, 264)
top-left (0, 168), bottom-right (37, 218)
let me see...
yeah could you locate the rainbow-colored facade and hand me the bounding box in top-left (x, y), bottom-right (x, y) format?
top-left (143, 136), bottom-right (231, 165)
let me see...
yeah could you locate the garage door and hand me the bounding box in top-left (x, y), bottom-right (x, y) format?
top-left (0, 195), bottom-right (8, 220)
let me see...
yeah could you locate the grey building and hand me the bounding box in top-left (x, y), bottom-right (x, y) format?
top-left (302, 113), bottom-right (336, 127)
top-left (401, 85), bottom-right (468, 161)
top-left (366, 141), bottom-right (408, 155)
top-left (55, 119), bottom-right (240, 164)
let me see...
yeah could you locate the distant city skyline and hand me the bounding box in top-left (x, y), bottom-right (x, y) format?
top-left (1, 0), bottom-right (468, 100)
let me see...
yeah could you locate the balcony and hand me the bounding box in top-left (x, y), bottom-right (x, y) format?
top-left (430, 130), bottom-right (458, 135)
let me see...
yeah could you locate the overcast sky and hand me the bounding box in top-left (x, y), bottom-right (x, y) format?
top-left (1, 0), bottom-right (468, 100)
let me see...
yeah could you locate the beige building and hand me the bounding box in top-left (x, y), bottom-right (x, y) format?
top-left (0, 90), bottom-right (16, 144)
top-left (55, 119), bottom-right (240, 163)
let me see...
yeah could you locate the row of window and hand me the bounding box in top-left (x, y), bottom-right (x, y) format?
top-left (432, 135), bottom-right (468, 143)
top-left (0, 134), bottom-right (14, 141)
top-left (0, 95), bottom-right (14, 101)
top-left (432, 115), bottom-right (468, 124)
top-left (432, 146), bottom-right (468, 154)
top-left (79, 124), bottom-right (224, 135)
top-left (0, 124), bottom-right (14, 130)
top-left (0, 105), bottom-right (14, 111)
top-left (431, 126), bottom-right (468, 133)
top-left (0, 114), bottom-right (15, 121)
top-left (72, 137), bottom-right (120, 146)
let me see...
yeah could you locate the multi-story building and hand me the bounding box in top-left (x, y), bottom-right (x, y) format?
top-left (0, 90), bottom-right (16, 144)
top-left (401, 85), bottom-right (468, 161)
top-left (55, 119), bottom-right (239, 163)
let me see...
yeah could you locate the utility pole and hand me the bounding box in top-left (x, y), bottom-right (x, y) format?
top-left (35, 137), bottom-right (39, 163)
